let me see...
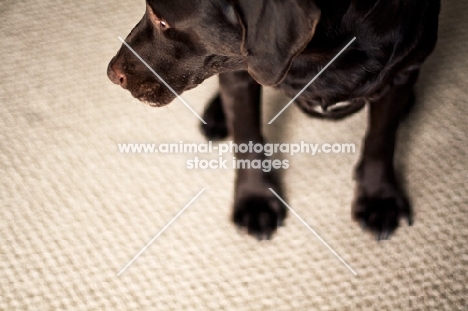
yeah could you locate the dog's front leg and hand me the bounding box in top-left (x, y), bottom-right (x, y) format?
top-left (353, 69), bottom-right (419, 239)
top-left (218, 71), bottom-right (286, 239)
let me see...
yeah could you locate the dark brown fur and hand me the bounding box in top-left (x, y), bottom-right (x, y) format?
top-left (108, 0), bottom-right (440, 239)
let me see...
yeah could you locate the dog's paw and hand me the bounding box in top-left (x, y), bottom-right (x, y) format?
top-left (200, 95), bottom-right (228, 140)
top-left (352, 187), bottom-right (413, 240)
top-left (233, 193), bottom-right (286, 240)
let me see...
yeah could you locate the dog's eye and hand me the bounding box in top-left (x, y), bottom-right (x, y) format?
top-left (156, 18), bottom-right (170, 29)
top-left (147, 4), bottom-right (169, 29)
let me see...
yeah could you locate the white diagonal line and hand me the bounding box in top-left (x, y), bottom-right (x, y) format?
top-left (268, 188), bottom-right (357, 276)
top-left (268, 37), bottom-right (357, 124)
top-left (117, 188), bottom-right (206, 276)
top-left (117, 36), bottom-right (207, 124)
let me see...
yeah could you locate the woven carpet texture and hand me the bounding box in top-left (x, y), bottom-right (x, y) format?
top-left (1, 0), bottom-right (467, 310)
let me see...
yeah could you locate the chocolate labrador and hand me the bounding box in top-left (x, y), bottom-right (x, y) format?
top-left (108, 0), bottom-right (440, 240)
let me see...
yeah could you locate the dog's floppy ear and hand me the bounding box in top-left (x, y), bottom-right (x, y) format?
top-left (234, 0), bottom-right (320, 86)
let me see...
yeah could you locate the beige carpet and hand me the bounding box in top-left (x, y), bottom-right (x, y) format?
top-left (1, 0), bottom-right (467, 310)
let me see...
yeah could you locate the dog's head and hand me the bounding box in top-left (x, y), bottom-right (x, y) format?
top-left (107, 0), bottom-right (320, 106)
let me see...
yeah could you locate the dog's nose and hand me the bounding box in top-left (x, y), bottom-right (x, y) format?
top-left (107, 62), bottom-right (128, 89)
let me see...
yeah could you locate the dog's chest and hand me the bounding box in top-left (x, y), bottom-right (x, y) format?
top-left (276, 52), bottom-right (382, 119)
